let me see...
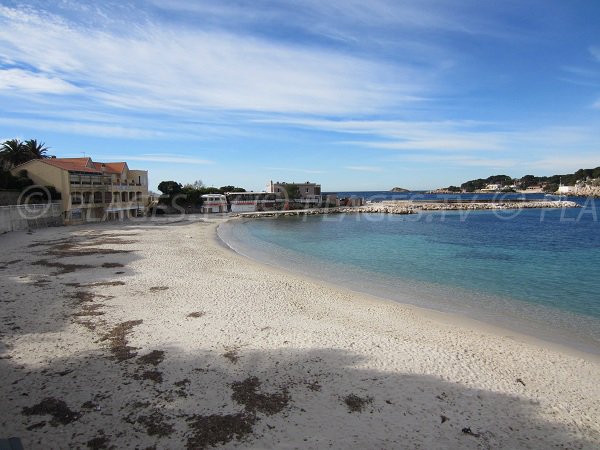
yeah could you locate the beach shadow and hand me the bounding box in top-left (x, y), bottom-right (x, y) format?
top-left (2, 344), bottom-right (598, 449)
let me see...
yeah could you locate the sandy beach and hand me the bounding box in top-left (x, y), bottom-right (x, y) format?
top-left (1, 216), bottom-right (599, 449)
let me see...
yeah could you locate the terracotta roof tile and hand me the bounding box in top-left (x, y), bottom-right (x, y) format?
top-left (15, 157), bottom-right (132, 175)
top-left (92, 161), bottom-right (127, 174)
top-left (42, 158), bottom-right (102, 174)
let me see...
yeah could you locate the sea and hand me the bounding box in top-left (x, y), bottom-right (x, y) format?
top-left (218, 192), bottom-right (600, 355)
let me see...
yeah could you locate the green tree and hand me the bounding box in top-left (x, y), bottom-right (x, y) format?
top-left (0, 139), bottom-right (26, 170)
top-left (283, 183), bottom-right (300, 199)
top-left (157, 180), bottom-right (183, 205)
top-left (219, 185), bottom-right (246, 193)
top-left (1, 138), bottom-right (53, 170)
top-left (23, 139), bottom-right (50, 160)
top-left (0, 169), bottom-right (33, 190)
top-left (461, 179), bottom-right (487, 192)
top-left (486, 175), bottom-right (512, 186)
top-left (518, 175), bottom-right (538, 189)
top-left (158, 181), bottom-right (183, 196)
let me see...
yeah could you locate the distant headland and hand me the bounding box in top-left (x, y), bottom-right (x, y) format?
top-left (430, 167), bottom-right (600, 196)
top-left (390, 187), bottom-right (410, 192)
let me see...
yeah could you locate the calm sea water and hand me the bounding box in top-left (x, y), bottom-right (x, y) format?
top-left (218, 193), bottom-right (600, 354)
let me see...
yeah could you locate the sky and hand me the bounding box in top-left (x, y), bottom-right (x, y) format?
top-left (1, 0), bottom-right (600, 192)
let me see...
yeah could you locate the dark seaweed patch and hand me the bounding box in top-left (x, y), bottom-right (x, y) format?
top-left (22, 397), bottom-right (81, 425)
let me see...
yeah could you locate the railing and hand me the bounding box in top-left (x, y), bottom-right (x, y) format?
top-left (70, 175), bottom-right (112, 185)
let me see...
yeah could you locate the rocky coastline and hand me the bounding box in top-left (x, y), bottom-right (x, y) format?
top-left (233, 200), bottom-right (579, 218)
top-left (571, 185), bottom-right (600, 197)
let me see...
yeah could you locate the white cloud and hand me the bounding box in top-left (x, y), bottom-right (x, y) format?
top-left (0, 117), bottom-right (168, 139)
top-left (590, 46), bottom-right (600, 62)
top-left (258, 117), bottom-right (508, 152)
top-left (145, 0), bottom-right (527, 42)
top-left (110, 155), bottom-right (215, 165)
top-left (397, 154), bottom-right (516, 168)
top-left (0, 5), bottom-right (425, 116)
top-left (0, 68), bottom-right (80, 94)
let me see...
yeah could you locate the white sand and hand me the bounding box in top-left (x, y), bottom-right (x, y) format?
top-left (0, 216), bottom-right (599, 449)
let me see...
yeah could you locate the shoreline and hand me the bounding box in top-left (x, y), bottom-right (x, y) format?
top-left (217, 217), bottom-right (600, 362)
top-left (1, 216), bottom-right (599, 448)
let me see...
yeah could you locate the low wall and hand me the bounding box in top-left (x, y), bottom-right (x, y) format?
top-left (0, 203), bottom-right (63, 234)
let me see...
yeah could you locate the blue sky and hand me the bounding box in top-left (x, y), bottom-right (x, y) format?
top-left (1, 0), bottom-right (599, 192)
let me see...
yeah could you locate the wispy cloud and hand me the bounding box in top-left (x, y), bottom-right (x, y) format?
top-left (0, 5), bottom-right (425, 117)
top-left (344, 166), bottom-right (383, 172)
top-left (114, 155), bottom-right (215, 165)
top-left (266, 167), bottom-right (325, 175)
top-left (0, 117), bottom-right (168, 139)
top-left (260, 117), bottom-right (600, 168)
top-left (394, 154), bottom-right (517, 168)
top-left (530, 154), bottom-right (600, 172)
top-left (258, 117), bottom-right (509, 152)
top-left (146, 0), bottom-right (536, 43)
top-left (0, 68), bottom-right (81, 94)
top-left (0, 1), bottom-right (598, 191)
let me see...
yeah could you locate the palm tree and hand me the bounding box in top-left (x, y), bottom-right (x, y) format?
top-left (23, 139), bottom-right (50, 159)
top-left (0, 139), bottom-right (26, 170)
top-left (0, 138), bottom-right (52, 170)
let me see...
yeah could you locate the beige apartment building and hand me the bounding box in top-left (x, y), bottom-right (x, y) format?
top-left (267, 180), bottom-right (321, 198)
top-left (11, 157), bottom-right (149, 223)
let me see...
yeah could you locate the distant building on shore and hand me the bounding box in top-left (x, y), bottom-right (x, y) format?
top-left (557, 185), bottom-right (576, 194)
top-left (266, 180), bottom-right (324, 208)
top-left (267, 180), bottom-right (321, 197)
top-left (200, 194), bottom-right (227, 213)
top-left (10, 157), bottom-right (149, 223)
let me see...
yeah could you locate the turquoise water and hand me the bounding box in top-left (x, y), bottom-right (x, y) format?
top-left (219, 199), bottom-right (600, 354)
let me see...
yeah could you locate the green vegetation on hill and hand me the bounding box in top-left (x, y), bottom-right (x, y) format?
top-left (454, 167), bottom-right (600, 192)
top-left (461, 175), bottom-right (513, 192)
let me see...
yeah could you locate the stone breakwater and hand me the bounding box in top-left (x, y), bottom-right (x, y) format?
top-left (233, 200), bottom-right (579, 218)
top-left (572, 185), bottom-right (600, 197)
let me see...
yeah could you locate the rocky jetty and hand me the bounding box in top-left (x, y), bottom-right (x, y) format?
top-left (570, 185), bottom-right (600, 197)
top-left (233, 200), bottom-right (579, 218)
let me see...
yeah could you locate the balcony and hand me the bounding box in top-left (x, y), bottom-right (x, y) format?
top-left (70, 175), bottom-right (112, 186)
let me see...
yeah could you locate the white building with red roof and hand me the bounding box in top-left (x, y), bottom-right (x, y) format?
top-left (11, 157), bottom-right (149, 223)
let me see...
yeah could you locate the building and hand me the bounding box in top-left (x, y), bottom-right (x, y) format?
top-left (267, 180), bottom-right (321, 198)
top-left (482, 184), bottom-right (501, 191)
top-left (11, 157), bottom-right (149, 223)
top-left (557, 185), bottom-right (576, 194)
top-left (267, 180), bottom-right (321, 201)
top-left (200, 194), bottom-right (227, 213)
top-left (266, 180), bottom-right (323, 208)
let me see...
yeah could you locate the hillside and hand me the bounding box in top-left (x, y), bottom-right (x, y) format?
top-left (442, 167), bottom-right (600, 193)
